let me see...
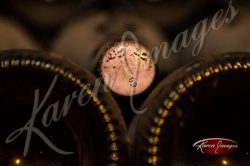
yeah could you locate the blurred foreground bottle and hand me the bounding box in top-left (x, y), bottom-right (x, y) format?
top-left (0, 17), bottom-right (38, 50)
top-left (177, 6), bottom-right (249, 66)
top-left (128, 0), bottom-right (209, 32)
top-left (1, 0), bottom-right (99, 28)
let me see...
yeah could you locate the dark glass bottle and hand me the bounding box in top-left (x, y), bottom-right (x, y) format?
top-left (130, 52), bottom-right (250, 166)
top-left (0, 49), bottom-right (129, 166)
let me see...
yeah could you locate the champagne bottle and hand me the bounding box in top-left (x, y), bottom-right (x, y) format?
top-left (0, 49), bottom-right (129, 166)
top-left (130, 52), bottom-right (250, 166)
top-left (94, 36), bottom-right (162, 125)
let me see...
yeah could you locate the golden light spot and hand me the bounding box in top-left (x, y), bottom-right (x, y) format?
top-left (196, 75), bottom-right (202, 81)
top-left (162, 109), bottom-right (169, 118)
top-left (224, 66), bottom-right (229, 70)
top-left (205, 71), bottom-right (210, 77)
top-left (59, 68), bottom-right (65, 74)
top-left (21, 60), bottom-right (26, 66)
top-left (93, 95), bottom-right (98, 102)
top-left (214, 68), bottom-right (219, 73)
top-left (76, 79), bottom-right (81, 85)
top-left (67, 73), bottom-right (73, 79)
top-left (157, 118), bottom-right (164, 126)
top-left (99, 105), bottom-right (107, 114)
top-left (172, 94), bottom-right (179, 101)
top-left (50, 64), bottom-right (55, 71)
top-left (71, 76), bottom-right (76, 82)
top-left (233, 65), bottom-right (238, 69)
top-left (178, 87), bottom-right (186, 94)
top-left (111, 142), bottom-right (118, 151)
top-left (222, 159), bottom-right (229, 165)
top-left (110, 132), bottom-right (117, 141)
top-left (111, 152), bottom-right (119, 161)
top-left (104, 114), bottom-right (111, 122)
top-left (11, 60), bottom-right (16, 66)
top-left (14, 158), bottom-right (21, 165)
top-left (79, 83), bottom-right (84, 87)
top-left (107, 123), bottom-right (115, 132)
top-left (166, 101), bottom-right (174, 109)
top-left (151, 146), bottom-right (158, 154)
top-left (86, 89), bottom-right (92, 95)
top-left (155, 127), bottom-right (161, 135)
top-left (153, 137), bottom-right (159, 144)
top-left (151, 156), bottom-right (158, 165)
top-left (186, 80), bottom-right (193, 87)
top-left (243, 64), bottom-right (248, 69)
